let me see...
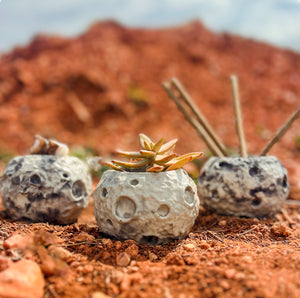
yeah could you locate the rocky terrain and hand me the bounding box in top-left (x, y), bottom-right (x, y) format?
top-left (0, 20), bottom-right (299, 298)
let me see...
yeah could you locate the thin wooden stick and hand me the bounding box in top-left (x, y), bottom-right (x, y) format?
top-left (162, 82), bottom-right (224, 157)
top-left (171, 77), bottom-right (228, 157)
top-left (286, 199), bottom-right (300, 206)
top-left (230, 75), bottom-right (248, 158)
top-left (66, 92), bottom-right (91, 123)
top-left (280, 208), bottom-right (295, 226)
top-left (260, 106), bottom-right (300, 156)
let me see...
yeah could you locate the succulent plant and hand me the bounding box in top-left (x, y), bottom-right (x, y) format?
top-left (105, 134), bottom-right (203, 172)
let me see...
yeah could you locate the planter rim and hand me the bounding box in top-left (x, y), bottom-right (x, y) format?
top-left (12, 154), bottom-right (81, 159)
top-left (103, 168), bottom-right (186, 175)
top-left (207, 155), bottom-right (279, 159)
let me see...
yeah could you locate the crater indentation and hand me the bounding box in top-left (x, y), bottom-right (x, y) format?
top-left (282, 175), bottom-right (288, 188)
top-left (130, 179), bottom-right (139, 186)
top-left (72, 180), bottom-right (85, 198)
top-left (249, 166), bottom-right (259, 176)
top-left (252, 198), bottom-right (262, 206)
top-left (115, 196), bottom-right (136, 220)
top-left (219, 161), bottom-right (233, 170)
top-left (30, 174), bottom-right (41, 185)
top-left (107, 219), bottom-right (113, 226)
top-left (184, 186), bottom-right (195, 204)
top-left (157, 204), bottom-right (170, 217)
top-left (101, 187), bottom-right (108, 198)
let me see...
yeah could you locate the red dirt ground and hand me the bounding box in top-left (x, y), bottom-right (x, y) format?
top-left (0, 20), bottom-right (300, 298)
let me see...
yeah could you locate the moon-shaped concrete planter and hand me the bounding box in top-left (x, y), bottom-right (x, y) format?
top-left (0, 155), bottom-right (92, 224)
top-left (94, 169), bottom-right (200, 245)
top-left (197, 156), bottom-right (289, 217)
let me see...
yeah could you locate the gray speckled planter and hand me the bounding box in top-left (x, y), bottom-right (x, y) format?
top-left (94, 169), bottom-right (200, 245)
top-left (0, 155), bottom-right (92, 224)
top-left (197, 156), bottom-right (289, 218)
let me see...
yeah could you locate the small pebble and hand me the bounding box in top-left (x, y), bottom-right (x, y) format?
top-left (235, 272), bottom-right (246, 280)
top-left (101, 252), bottom-right (111, 260)
top-left (116, 253), bottom-right (131, 267)
top-left (3, 234), bottom-right (32, 250)
top-left (83, 276), bottom-right (92, 284)
top-left (0, 256), bottom-right (13, 272)
top-left (199, 240), bottom-right (210, 250)
top-left (270, 223), bottom-right (291, 237)
top-left (224, 268), bottom-right (236, 279)
top-left (0, 259), bottom-right (45, 298)
top-left (114, 241), bottom-right (122, 250)
top-left (241, 255), bottom-right (253, 263)
top-left (125, 244), bottom-right (139, 258)
top-left (220, 280), bottom-right (230, 290)
top-left (102, 239), bottom-right (113, 248)
top-left (183, 243), bottom-right (196, 252)
top-left (72, 232), bottom-right (95, 243)
top-left (166, 254), bottom-right (185, 266)
top-left (109, 283), bottom-right (120, 295)
top-left (218, 220), bottom-right (227, 226)
top-left (183, 255), bottom-right (198, 265)
top-left (148, 252), bottom-right (158, 261)
top-left (82, 264), bottom-right (94, 274)
top-left (112, 271), bottom-right (124, 284)
top-left (120, 273), bottom-right (142, 292)
top-left (40, 255), bottom-right (56, 276)
top-left (91, 291), bottom-right (111, 298)
top-left (48, 245), bottom-right (73, 260)
top-left (70, 261), bottom-right (80, 268)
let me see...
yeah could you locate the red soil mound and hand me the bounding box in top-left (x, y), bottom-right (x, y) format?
top-left (1, 20), bottom-right (299, 157)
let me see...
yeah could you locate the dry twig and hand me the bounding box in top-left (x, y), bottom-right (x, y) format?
top-left (230, 75), bottom-right (247, 157)
top-left (286, 199), bottom-right (300, 206)
top-left (260, 106), bottom-right (300, 156)
top-left (280, 208), bottom-right (295, 226)
top-left (162, 82), bottom-right (224, 157)
top-left (205, 230), bottom-right (225, 243)
top-left (66, 92), bottom-right (91, 123)
top-left (171, 78), bottom-right (228, 156)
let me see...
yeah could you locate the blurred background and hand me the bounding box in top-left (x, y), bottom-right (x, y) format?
top-left (1, 0), bottom-right (300, 54)
top-left (0, 0), bottom-right (300, 188)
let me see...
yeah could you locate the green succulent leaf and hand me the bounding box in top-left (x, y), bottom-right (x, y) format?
top-left (166, 152), bottom-right (203, 171)
top-left (140, 150), bottom-right (156, 158)
top-left (158, 138), bottom-right (178, 154)
top-left (139, 134), bottom-right (153, 150)
top-left (143, 141), bottom-right (152, 151)
top-left (172, 152), bottom-right (203, 162)
top-left (155, 153), bottom-right (177, 164)
top-left (153, 138), bottom-right (164, 153)
top-left (116, 150), bottom-right (143, 159)
top-left (165, 156), bottom-right (194, 171)
top-left (147, 165), bottom-right (165, 172)
top-left (105, 161), bottom-right (125, 171)
top-left (111, 158), bottom-right (149, 168)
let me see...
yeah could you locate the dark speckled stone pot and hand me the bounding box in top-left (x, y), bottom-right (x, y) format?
top-left (197, 156), bottom-right (289, 218)
top-left (0, 155), bottom-right (92, 224)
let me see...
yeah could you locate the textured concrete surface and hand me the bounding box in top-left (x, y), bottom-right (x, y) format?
top-left (197, 156), bottom-right (289, 217)
top-left (1, 155), bottom-right (92, 224)
top-left (94, 169), bottom-right (200, 245)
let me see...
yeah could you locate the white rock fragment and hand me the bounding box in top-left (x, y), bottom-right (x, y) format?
top-left (197, 156), bottom-right (289, 217)
top-left (1, 155), bottom-right (92, 224)
top-left (94, 169), bottom-right (200, 245)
